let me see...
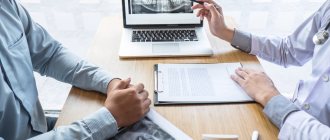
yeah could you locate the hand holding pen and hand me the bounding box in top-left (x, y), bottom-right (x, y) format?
top-left (191, 0), bottom-right (235, 43)
top-left (191, 0), bottom-right (204, 5)
top-left (191, 0), bottom-right (222, 15)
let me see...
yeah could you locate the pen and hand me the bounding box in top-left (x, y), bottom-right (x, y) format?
top-left (190, 0), bottom-right (204, 5)
top-left (117, 127), bottom-right (128, 135)
top-left (202, 134), bottom-right (239, 140)
top-left (252, 130), bottom-right (259, 140)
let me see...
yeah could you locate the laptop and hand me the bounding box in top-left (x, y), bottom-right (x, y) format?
top-left (119, 0), bottom-right (213, 58)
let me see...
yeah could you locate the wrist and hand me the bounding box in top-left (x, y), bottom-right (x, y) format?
top-left (259, 90), bottom-right (280, 107)
top-left (105, 105), bottom-right (124, 128)
top-left (217, 27), bottom-right (234, 43)
top-left (107, 78), bottom-right (121, 94)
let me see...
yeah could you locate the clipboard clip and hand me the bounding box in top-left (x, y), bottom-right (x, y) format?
top-left (154, 70), bottom-right (164, 94)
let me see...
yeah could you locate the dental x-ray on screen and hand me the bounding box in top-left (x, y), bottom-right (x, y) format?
top-left (130, 0), bottom-right (193, 14)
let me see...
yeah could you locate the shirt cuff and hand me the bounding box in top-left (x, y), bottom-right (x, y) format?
top-left (100, 76), bottom-right (113, 94)
top-left (92, 68), bottom-right (114, 94)
top-left (82, 107), bottom-right (118, 139)
top-left (263, 95), bottom-right (300, 128)
top-left (231, 29), bottom-right (252, 53)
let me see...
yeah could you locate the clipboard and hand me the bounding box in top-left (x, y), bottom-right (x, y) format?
top-left (153, 63), bottom-right (254, 106)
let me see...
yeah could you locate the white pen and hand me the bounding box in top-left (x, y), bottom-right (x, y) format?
top-left (252, 130), bottom-right (259, 140)
top-left (202, 134), bottom-right (239, 140)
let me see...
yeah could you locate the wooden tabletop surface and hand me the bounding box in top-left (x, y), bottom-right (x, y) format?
top-left (55, 16), bottom-right (279, 140)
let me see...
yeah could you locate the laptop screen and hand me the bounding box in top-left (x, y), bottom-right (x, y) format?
top-left (123, 0), bottom-right (201, 26)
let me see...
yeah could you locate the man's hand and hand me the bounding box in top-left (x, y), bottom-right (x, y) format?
top-left (231, 68), bottom-right (280, 106)
top-left (191, 0), bottom-right (234, 42)
top-left (104, 78), bottom-right (151, 128)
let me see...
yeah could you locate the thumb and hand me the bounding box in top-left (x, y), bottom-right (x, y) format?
top-left (115, 78), bottom-right (131, 89)
top-left (203, 3), bottom-right (219, 17)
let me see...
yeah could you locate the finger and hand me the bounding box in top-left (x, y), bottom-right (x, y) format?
top-left (203, 3), bottom-right (219, 17)
top-left (235, 68), bottom-right (248, 79)
top-left (143, 99), bottom-right (151, 112)
top-left (191, 4), bottom-right (205, 10)
top-left (139, 90), bottom-right (149, 100)
top-left (143, 107), bottom-right (151, 116)
top-left (115, 78), bottom-right (131, 89)
top-left (203, 10), bottom-right (209, 19)
top-left (197, 9), bottom-right (207, 17)
top-left (133, 83), bottom-right (144, 93)
top-left (197, 0), bottom-right (223, 14)
top-left (204, 10), bottom-right (209, 15)
top-left (201, 9), bottom-right (208, 20)
top-left (242, 68), bottom-right (257, 74)
top-left (231, 75), bottom-right (245, 86)
top-left (197, 9), bottom-right (203, 17)
top-left (205, 10), bottom-right (212, 21)
top-left (216, 4), bottom-right (223, 15)
top-left (197, 0), bottom-right (214, 3)
top-left (203, 10), bottom-right (209, 18)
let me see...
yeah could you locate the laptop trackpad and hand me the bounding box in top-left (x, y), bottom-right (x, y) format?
top-left (152, 43), bottom-right (180, 53)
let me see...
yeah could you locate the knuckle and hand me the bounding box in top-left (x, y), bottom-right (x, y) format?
top-left (118, 80), bottom-right (125, 85)
top-left (134, 88), bottom-right (139, 93)
top-left (145, 90), bottom-right (149, 97)
top-left (135, 96), bottom-right (142, 102)
top-left (139, 98), bottom-right (144, 104)
top-left (135, 96), bottom-right (143, 103)
top-left (139, 83), bottom-right (145, 89)
top-left (147, 99), bottom-right (152, 105)
top-left (127, 88), bottom-right (135, 93)
top-left (242, 82), bottom-right (249, 88)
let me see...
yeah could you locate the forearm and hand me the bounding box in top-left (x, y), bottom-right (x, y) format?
top-left (217, 27), bottom-right (235, 44)
top-left (29, 107), bottom-right (118, 140)
top-left (214, 27), bottom-right (252, 53)
top-left (40, 46), bottom-right (113, 93)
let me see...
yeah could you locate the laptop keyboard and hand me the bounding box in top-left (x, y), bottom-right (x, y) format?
top-left (132, 29), bottom-right (198, 42)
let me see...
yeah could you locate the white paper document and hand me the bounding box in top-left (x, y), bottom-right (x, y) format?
top-left (155, 63), bottom-right (253, 104)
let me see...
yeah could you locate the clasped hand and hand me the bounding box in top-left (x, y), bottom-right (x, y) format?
top-left (104, 78), bottom-right (151, 128)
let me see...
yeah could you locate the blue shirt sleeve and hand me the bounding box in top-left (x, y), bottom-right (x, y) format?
top-left (231, 29), bottom-right (252, 53)
top-left (9, 0), bottom-right (119, 139)
top-left (263, 95), bottom-right (300, 128)
top-left (28, 107), bottom-right (118, 140)
top-left (16, 1), bottom-right (113, 93)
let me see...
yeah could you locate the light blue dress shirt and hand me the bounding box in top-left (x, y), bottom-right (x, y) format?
top-left (0, 0), bottom-right (118, 139)
top-left (232, 0), bottom-right (330, 139)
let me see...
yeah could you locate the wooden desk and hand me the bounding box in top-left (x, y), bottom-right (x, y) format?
top-left (55, 16), bottom-right (279, 140)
